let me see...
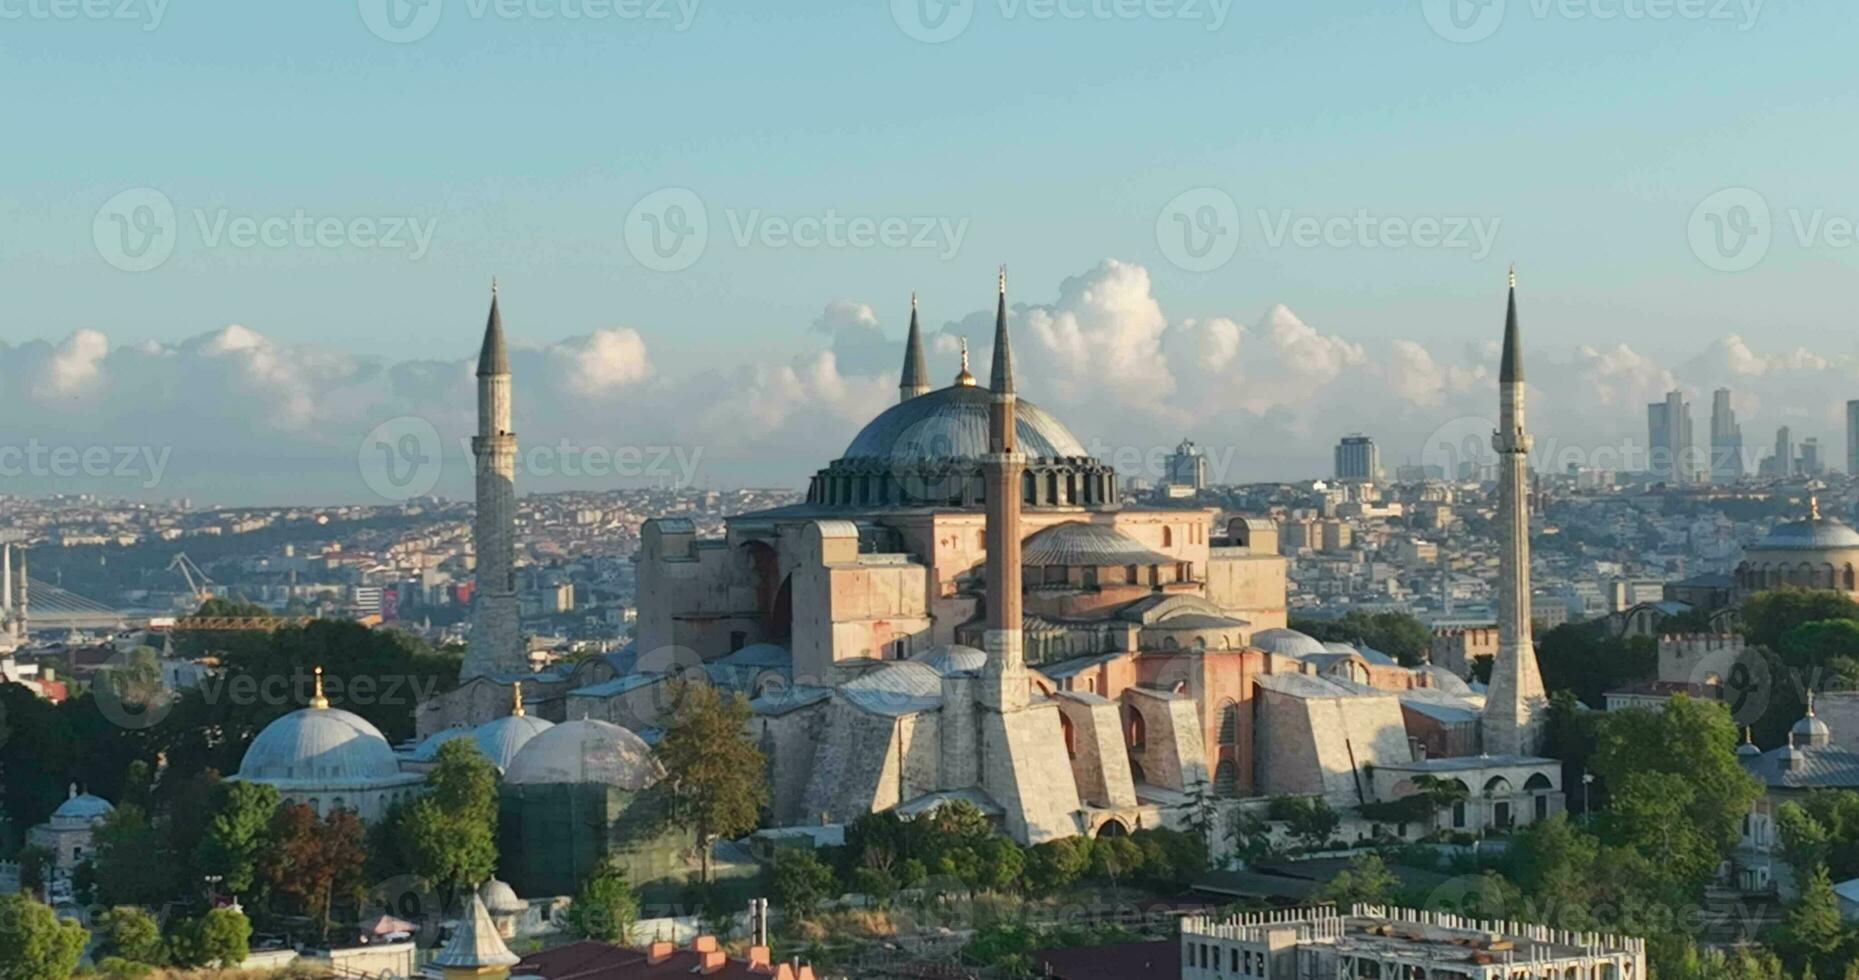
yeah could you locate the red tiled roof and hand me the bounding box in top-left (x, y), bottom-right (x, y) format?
top-left (515, 940), bottom-right (779, 980)
top-left (1036, 941), bottom-right (1178, 980)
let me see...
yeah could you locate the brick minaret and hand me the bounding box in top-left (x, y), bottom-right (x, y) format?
top-left (463, 281), bottom-right (523, 681)
top-left (981, 268), bottom-right (1028, 712)
top-left (1482, 267), bottom-right (1548, 755)
top-left (899, 293), bottom-right (930, 402)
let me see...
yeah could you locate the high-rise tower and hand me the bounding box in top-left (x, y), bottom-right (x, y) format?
top-left (463, 281), bottom-right (523, 681)
top-left (1711, 388), bottom-right (1744, 482)
top-left (899, 293), bottom-right (930, 402)
top-left (1482, 268), bottom-right (1547, 756)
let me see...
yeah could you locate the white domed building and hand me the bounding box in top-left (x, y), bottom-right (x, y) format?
top-left (409, 683), bottom-right (555, 774)
top-left (27, 786), bottom-right (115, 870)
top-left (230, 667), bottom-right (425, 822)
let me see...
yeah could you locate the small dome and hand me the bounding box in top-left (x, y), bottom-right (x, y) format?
top-left (1417, 665), bottom-right (1474, 696)
top-left (478, 878), bottom-right (525, 915)
top-left (238, 707), bottom-right (406, 785)
top-left (842, 661), bottom-right (943, 716)
top-left (1021, 522), bottom-right (1174, 567)
top-left (1736, 740), bottom-right (1763, 757)
top-left (910, 644), bottom-right (987, 677)
top-left (1793, 712), bottom-right (1832, 746)
top-left (1754, 517), bottom-right (1859, 552)
top-left (1249, 628), bottom-right (1329, 658)
top-left (473, 713), bottom-right (555, 772)
top-left (412, 726), bottom-right (474, 762)
top-left (503, 719), bottom-right (661, 790)
top-left (841, 385), bottom-right (1088, 463)
top-left (51, 792), bottom-right (114, 826)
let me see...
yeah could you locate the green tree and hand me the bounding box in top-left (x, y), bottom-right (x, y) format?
top-left (1743, 588), bottom-right (1859, 650)
top-left (653, 681), bottom-right (767, 882)
top-left (770, 848), bottom-right (839, 919)
top-left (401, 738), bottom-right (499, 903)
top-left (0, 893), bottom-right (88, 980)
top-left (90, 803), bottom-right (179, 906)
top-left (1024, 837), bottom-right (1089, 893)
top-left (1534, 622), bottom-right (1658, 708)
top-left (565, 863), bottom-right (640, 942)
top-left (1292, 611), bottom-right (1431, 666)
top-left (167, 907), bottom-right (252, 968)
top-left (1773, 865), bottom-right (1851, 978)
top-left (194, 779), bottom-right (279, 898)
top-left (1268, 795), bottom-right (1340, 850)
top-left (14, 845), bottom-right (53, 896)
top-left (96, 906), bottom-right (166, 966)
top-left (1319, 852), bottom-right (1399, 906)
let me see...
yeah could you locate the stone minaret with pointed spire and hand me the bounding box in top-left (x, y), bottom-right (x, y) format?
top-left (463, 281), bottom-right (523, 681)
top-left (981, 267), bottom-right (1027, 711)
top-left (1482, 267), bottom-right (1548, 756)
top-left (900, 293), bottom-right (931, 402)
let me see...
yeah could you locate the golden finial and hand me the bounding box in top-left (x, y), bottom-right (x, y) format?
top-left (998, 265), bottom-right (1007, 295)
top-left (911, 291), bottom-right (918, 311)
top-left (1807, 689), bottom-right (1817, 716)
top-left (956, 338), bottom-right (977, 386)
top-left (310, 665), bottom-right (329, 710)
top-left (1810, 495), bottom-right (1822, 520)
top-left (491, 276), bottom-right (499, 296)
top-left (1508, 264), bottom-right (1516, 289)
top-left (512, 680), bottom-right (525, 717)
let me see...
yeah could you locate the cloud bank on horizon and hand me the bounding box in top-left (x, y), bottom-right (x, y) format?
top-left (2, 259), bottom-right (1851, 503)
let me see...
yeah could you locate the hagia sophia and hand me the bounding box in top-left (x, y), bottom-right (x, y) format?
top-left (225, 270), bottom-right (1564, 910)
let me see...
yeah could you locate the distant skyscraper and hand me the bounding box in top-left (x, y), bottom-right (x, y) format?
top-left (1647, 390), bottom-right (1695, 483)
top-left (1166, 439), bottom-right (1209, 491)
top-left (1847, 401), bottom-right (1859, 475)
top-left (1710, 388), bottom-right (1743, 482)
top-left (1800, 437), bottom-right (1822, 477)
top-left (1335, 435), bottom-right (1379, 484)
top-left (1772, 426), bottom-right (1794, 479)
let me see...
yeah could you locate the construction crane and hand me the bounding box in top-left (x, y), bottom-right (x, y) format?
top-left (168, 552), bottom-right (215, 602)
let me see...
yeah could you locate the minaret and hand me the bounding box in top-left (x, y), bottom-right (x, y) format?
top-left (900, 293), bottom-right (930, 402)
top-left (463, 281), bottom-right (523, 681)
top-left (1482, 266), bottom-right (1548, 756)
top-left (15, 547), bottom-right (28, 641)
top-left (981, 267), bottom-right (1028, 712)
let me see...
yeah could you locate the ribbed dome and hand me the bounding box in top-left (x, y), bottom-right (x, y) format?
top-left (910, 644), bottom-right (987, 677)
top-left (1755, 517), bottom-right (1859, 551)
top-left (478, 878), bottom-right (526, 915)
top-left (412, 726), bottom-right (473, 762)
top-left (502, 719), bottom-right (661, 790)
top-left (1021, 522), bottom-right (1173, 567)
top-left (473, 713), bottom-right (555, 772)
top-left (842, 385), bottom-right (1087, 463)
top-left (238, 707), bottom-right (405, 785)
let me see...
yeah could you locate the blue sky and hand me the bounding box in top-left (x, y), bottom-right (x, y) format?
top-left (0, 1), bottom-right (1856, 500)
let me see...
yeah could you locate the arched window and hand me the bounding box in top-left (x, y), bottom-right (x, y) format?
top-left (1162, 526), bottom-right (1174, 548)
top-left (1214, 760), bottom-right (1238, 797)
top-left (1218, 701), bottom-right (1240, 746)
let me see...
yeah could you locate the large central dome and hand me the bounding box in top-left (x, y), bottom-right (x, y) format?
top-left (843, 385), bottom-right (1088, 463)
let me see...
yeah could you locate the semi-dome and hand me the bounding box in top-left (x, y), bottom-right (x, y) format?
top-left (502, 719), bottom-right (661, 790)
top-left (1249, 628), bottom-right (1329, 658)
top-left (473, 712), bottom-right (555, 772)
top-left (910, 644), bottom-right (987, 677)
top-left (1022, 522), bottom-right (1174, 567)
top-left (238, 706), bottom-right (406, 787)
top-left (843, 385), bottom-right (1087, 463)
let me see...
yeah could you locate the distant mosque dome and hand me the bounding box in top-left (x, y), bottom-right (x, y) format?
top-left (472, 712), bottom-right (555, 772)
top-left (502, 719), bottom-right (662, 790)
top-left (232, 668), bottom-right (424, 821)
top-left (1756, 515), bottom-right (1859, 551)
top-left (1737, 498), bottom-right (1859, 596)
top-left (49, 791), bottom-right (114, 828)
top-left (1248, 628), bottom-right (1330, 658)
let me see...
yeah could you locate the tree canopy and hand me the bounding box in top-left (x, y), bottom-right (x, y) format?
top-left (654, 680), bottom-right (767, 880)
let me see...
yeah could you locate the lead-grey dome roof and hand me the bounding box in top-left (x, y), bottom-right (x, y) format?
top-left (237, 706), bottom-right (409, 787)
top-left (50, 792), bottom-right (115, 826)
top-left (502, 719), bottom-right (662, 790)
top-left (472, 712), bottom-right (555, 772)
top-left (842, 385), bottom-right (1088, 462)
top-left (1755, 518), bottom-right (1859, 551)
top-left (1021, 522), bottom-right (1174, 567)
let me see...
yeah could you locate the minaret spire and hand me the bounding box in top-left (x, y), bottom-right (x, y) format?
top-left (1483, 267), bottom-right (1547, 756)
top-left (464, 282), bottom-right (523, 681)
top-left (900, 293), bottom-right (931, 402)
top-left (981, 266), bottom-right (1025, 712)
